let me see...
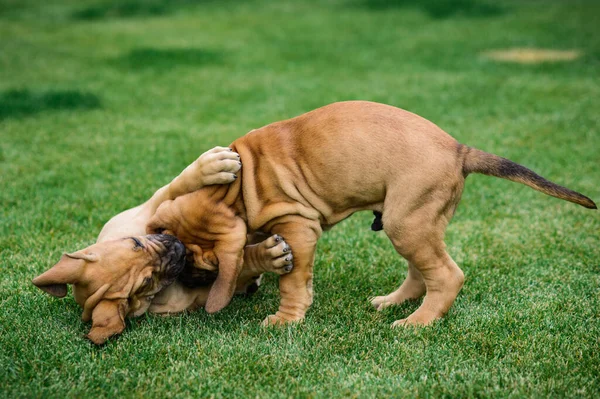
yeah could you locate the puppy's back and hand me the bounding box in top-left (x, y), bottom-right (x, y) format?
top-left (233, 101), bottom-right (461, 228)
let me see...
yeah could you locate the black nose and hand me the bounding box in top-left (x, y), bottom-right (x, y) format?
top-left (148, 234), bottom-right (186, 279)
top-left (172, 239), bottom-right (185, 258)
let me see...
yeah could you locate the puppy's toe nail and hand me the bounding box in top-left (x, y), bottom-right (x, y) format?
top-left (274, 235), bottom-right (281, 243)
top-left (284, 265), bottom-right (293, 272)
top-left (283, 246), bottom-right (290, 253)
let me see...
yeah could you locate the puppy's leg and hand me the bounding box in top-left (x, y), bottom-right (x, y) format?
top-left (379, 185), bottom-right (464, 327)
top-left (370, 263), bottom-right (425, 310)
top-left (167, 147), bottom-right (241, 198)
top-left (262, 219), bottom-right (321, 326)
top-left (143, 148), bottom-right (242, 217)
top-left (391, 247), bottom-right (463, 327)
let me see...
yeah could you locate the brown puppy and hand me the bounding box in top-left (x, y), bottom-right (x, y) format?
top-left (33, 147), bottom-right (293, 344)
top-left (33, 234), bottom-right (186, 344)
top-left (32, 234), bottom-right (291, 344)
top-left (147, 101), bottom-right (596, 327)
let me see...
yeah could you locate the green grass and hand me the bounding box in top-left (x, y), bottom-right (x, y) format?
top-left (1, 0), bottom-right (599, 397)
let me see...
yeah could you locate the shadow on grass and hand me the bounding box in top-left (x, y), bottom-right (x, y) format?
top-left (0, 89), bottom-right (101, 120)
top-left (71, 0), bottom-right (239, 20)
top-left (112, 47), bottom-right (224, 70)
top-left (356, 0), bottom-right (504, 18)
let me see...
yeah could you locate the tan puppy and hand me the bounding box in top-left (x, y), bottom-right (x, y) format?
top-left (147, 101), bottom-right (596, 327)
top-left (33, 147), bottom-right (293, 344)
top-left (33, 234), bottom-right (186, 344)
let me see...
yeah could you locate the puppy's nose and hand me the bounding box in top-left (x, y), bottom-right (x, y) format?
top-left (172, 239), bottom-right (186, 258)
top-left (148, 234), bottom-right (185, 258)
top-left (148, 234), bottom-right (186, 278)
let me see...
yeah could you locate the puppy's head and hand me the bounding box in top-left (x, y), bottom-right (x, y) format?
top-left (147, 191), bottom-right (247, 315)
top-left (32, 234), bottom-right (186, 345)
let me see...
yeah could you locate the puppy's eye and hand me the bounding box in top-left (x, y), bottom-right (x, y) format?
top-left (142, 276), bottom-right (153, 289)
top-left (131, 237), bottom-right (144, 250)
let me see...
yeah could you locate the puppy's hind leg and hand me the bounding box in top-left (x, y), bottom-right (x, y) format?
top-left (376, 186), bottom-right (464, 326)
top-left (371, 263), bottom-right (426, 310)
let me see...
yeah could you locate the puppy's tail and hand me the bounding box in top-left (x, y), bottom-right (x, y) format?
top-left (462, 146), bottom-right (597, 209)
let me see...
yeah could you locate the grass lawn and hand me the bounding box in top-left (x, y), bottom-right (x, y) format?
top-left (1, 0), bottom-right (599, 397)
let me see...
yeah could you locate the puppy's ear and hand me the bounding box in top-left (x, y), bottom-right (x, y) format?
top-left (32, 252), bottom-right (92, 297)
top-left (205, 221), bottom-right (247, 314)
top-left (205, 250), bottom-right (245, 313)
top-left (86, 299), bottom-right (128, 345)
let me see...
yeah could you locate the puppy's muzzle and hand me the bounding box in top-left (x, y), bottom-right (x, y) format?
top-left (147, 234), bottom-right (186, 280)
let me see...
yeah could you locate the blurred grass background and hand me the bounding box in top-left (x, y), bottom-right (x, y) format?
top-left (0, 0), bottom-right (599, 397)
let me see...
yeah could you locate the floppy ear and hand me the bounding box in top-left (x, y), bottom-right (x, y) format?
top-left (205, 250), bottom-right (245, 313)
top-left (205, 222), bottom-right (247, 314)
top-left (32, 252), bottom-right (93, 297)
top-left (86, 299), bottom-right (128, 345)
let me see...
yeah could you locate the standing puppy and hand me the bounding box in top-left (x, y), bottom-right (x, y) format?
top-left (148, 101), bottom-right (596, 327)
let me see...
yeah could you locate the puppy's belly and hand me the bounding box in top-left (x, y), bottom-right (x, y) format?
top-left (149, 282), bottom-right (209, 314)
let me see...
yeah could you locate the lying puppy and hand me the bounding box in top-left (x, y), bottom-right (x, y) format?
top-left (33, 147), bottom-right (293, 344)
top-left (147, 101), bottom-right (596, 327)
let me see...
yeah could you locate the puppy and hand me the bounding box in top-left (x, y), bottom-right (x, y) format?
top-left (33, 234), bottom-right (186, 344)
top-left (33, 147), bottom-right (293, 344)
top-left (147, 101), bottom-right (596, 327)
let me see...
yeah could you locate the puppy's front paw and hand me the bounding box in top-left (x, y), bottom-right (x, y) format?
top-left (196, 147), bottom-right (242, 186)
top-left (258, 235), bottom-right (294, 275)
top-left (261, 313), bottom-right (303, 326)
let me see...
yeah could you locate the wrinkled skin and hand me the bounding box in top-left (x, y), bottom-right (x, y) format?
top-left (149, 234), bottom-right (294, 314)
top-left (145, 101), bottom-right (596, 329)
top-left (33, 147), bottom-right (293, 344)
